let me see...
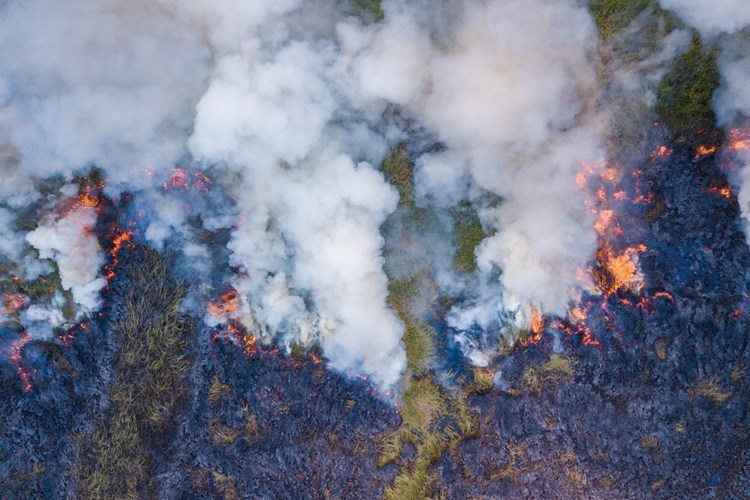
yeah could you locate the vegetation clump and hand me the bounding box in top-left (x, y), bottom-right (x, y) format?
top-left (77, 248), bottom-right (193, 498)
top-left (380, 143), bottom-right (415, 208)
top-left (523, 355), bottom-right (575, 395)
top-left (452, 204), bottom-right (485, 274)
top-left (689, 376), bottom-right (732, 405)
top-left (380, 273), bottom-right (477, 499)
top-left (590, 0), bottom-right (652, 39)
top-left (656, 36), bottom-right (722, 145)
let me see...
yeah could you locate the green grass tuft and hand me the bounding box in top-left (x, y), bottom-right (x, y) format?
top-left (349, 0), bottom-right (384, 22)
top-left (76, 248), bottom-right (193, 498)
top-left (380, 143), bottom-right (415, 208)
top-left (656, 36), bottom-right (722, 144)
top-left (590, 0), bottom-right (652, 39)
top-left (452, 205), bottom-right (485, 274)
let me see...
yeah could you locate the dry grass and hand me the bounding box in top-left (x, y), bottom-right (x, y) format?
top-left (209, 375), bottom-right (231, 404)
top-left (468, 368), bottom-right (494, 395)
top-left (212, 471), bottom-right (239, 500)
top-left (690, 376), bottom-right (732, 405)
top-left (523, 355), bottom-right (575, 395)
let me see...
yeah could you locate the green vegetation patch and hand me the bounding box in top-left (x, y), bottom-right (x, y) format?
top-left (77, 247), bottom-right (193, 498)
top-left (656, 36), bottom-right (722, 145)
top-left (387, 273), bottom-right (436, 375)
top-left (452, 204), bottom-right (485, 274)
top-left (349, 0), bottom-right (384, 23)
top-left (381, 273), bottom-right (477, 499)
top-left (590, 0), bottom-right (652, 39)
top-left (380, 143), bottom-right (415, 208)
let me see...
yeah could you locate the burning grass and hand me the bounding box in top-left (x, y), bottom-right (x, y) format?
top-left (76, 247), bottom-right (193, 498)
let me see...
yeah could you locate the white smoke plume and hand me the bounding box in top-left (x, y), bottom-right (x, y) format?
top-left (342, 0), bottom-right (605, 333)
top-left (25, 204), bottom-right (106, 312)
top-left (0, 0), bottom-right (614, 385)
top-left (658, 0), bottom-right (750, 36)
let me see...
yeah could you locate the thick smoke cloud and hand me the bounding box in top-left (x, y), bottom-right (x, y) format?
top-left (26, 204), bottom-right (105, 312)
top-left (344, 0), bottom-right (604, 331)
top-left (0, 0), bottom-right (609, 385)
top-left (658, 0), bottom-right (750, 35)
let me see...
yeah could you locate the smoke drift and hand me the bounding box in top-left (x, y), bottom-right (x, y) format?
top-left (0, 0), bottom-right (608, 388)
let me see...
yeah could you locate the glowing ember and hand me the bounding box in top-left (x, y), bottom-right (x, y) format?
top-left (650, 145), bottom-right (672, 160)
top-left (706, 186), bottom-right (732, 198)
top-left (208, 289), bottom-right (239, 319)
top-left (104, 227), bottom-right (135, 282)
top-left (7, 333), bottom-right (33, 392)
top-left (653, 291), bottom-right (675, 302)
top-left (163, 168), bottom-right (213, 193)
top-left (695, 145), bottom-right (716, 158)
top-left (3, 293), bottom-right (28, 314)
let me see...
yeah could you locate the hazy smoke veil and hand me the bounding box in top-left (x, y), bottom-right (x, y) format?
top-left (0, 0), bottom-right (611, 386)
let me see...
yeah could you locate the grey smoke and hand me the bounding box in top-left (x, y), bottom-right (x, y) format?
top-left (0, 0), bottom-right (616, 386)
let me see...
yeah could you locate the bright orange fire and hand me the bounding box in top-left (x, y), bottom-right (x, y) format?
top-left (695, 145), bottom-right (717, 158)
top-left (706, 185), bottom-right (732, 198)
top-left (595, 243), bottom-right (646, 296)
top-left (8, 333), bottom-right (33, 392)
top-left (519, 307), bottom-right (544, 345)
top-left (104, 228), bottom-right (135, 282)
top-left (650, 145), bottom-right (672, 159)
top-left (208, 289), bottom-right (240, 319)
top-left (3, 293), bottom-right (28, 314)
top-left (727, 129), bottom-right (750, 153)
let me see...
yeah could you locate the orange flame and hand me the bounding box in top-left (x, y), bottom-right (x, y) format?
top-left (650, 145), bottom-right (672, 160)
top-left (208, 289), bottom-right (239, 319)
top-left (695, 145), bottom-right (716, 158)
top-left (706, 186), bottom-right (732, 198)
top-left (727, 129), bottom-right (750, 153)
top-left (104, 228), bottom-right (135, 282)
top-left (8, 333), bottom-right (33, 392)
top-left (3, 293), bottom-right (28, 314)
